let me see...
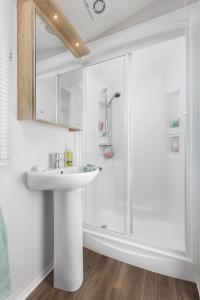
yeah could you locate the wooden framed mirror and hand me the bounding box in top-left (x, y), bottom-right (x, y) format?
top-left (17, 0), bottom-right (89, 130)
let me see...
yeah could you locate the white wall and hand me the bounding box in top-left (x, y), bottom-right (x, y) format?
top-left (0, 1), bottom-right (79, 299)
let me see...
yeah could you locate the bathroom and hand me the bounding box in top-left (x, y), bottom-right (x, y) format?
top-left (0, 0), bottom-right (200, 299)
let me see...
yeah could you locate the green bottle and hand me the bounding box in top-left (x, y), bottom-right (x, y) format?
top-left (64, 150), bottom-right (73, 167)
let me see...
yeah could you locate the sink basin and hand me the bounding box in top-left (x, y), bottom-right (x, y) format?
top-left (27, 167), bottom-right (99, 191)
top-left (27, 166), bottom-right (100, 292)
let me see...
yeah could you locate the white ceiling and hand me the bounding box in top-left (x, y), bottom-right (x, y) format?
top-left (56, 0), bottom-right (155, 41)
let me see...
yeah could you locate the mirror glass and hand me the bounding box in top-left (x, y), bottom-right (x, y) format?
top-left (58, 70), bottom-right (83, 129)
top-left (35, 13), bottom-right (83, 129)
top-left (36, 75), bottom-right (57, 123)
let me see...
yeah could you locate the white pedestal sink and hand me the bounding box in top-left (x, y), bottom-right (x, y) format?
top-left (27, 167), bottom-right (99, 292)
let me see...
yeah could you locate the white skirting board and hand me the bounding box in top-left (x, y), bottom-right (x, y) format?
top-left (83, 226), bottom-right (195, 282)
top-left (15, 262), bottom-right (53, 300)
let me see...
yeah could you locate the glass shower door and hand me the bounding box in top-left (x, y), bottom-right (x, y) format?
top-left (130, 36), bottom-right (186, 252)
top-left (83, 56), bottom-right (126, 234)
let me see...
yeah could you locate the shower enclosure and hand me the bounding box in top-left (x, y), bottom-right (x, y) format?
top-left (82, 33), bottom-right (193, 280)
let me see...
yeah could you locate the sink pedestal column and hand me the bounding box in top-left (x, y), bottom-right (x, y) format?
top-left (54, 189), bottom-right (83, 292)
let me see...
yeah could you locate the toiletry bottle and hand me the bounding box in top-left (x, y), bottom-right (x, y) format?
top-left (64, 150), bottom-right (73, 167)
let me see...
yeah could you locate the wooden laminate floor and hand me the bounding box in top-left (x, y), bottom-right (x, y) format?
top-left (27, 249), bottom-right (199, 300)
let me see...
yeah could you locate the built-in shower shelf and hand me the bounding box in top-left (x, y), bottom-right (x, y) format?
top-left (99, 143), bottom-right (112, 147)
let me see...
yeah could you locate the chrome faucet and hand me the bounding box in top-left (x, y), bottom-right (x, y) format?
top-left (53, 153), bottom-right (64, 169)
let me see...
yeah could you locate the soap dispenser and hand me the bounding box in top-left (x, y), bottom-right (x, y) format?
top-left (64, 149), bottom-right (73, 167)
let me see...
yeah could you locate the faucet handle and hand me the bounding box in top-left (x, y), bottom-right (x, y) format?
top-left (52, 153), bottom-right (64, 169)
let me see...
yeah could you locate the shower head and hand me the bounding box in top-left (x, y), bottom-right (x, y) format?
top-left (107, 92), bottom-right (121, 106)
